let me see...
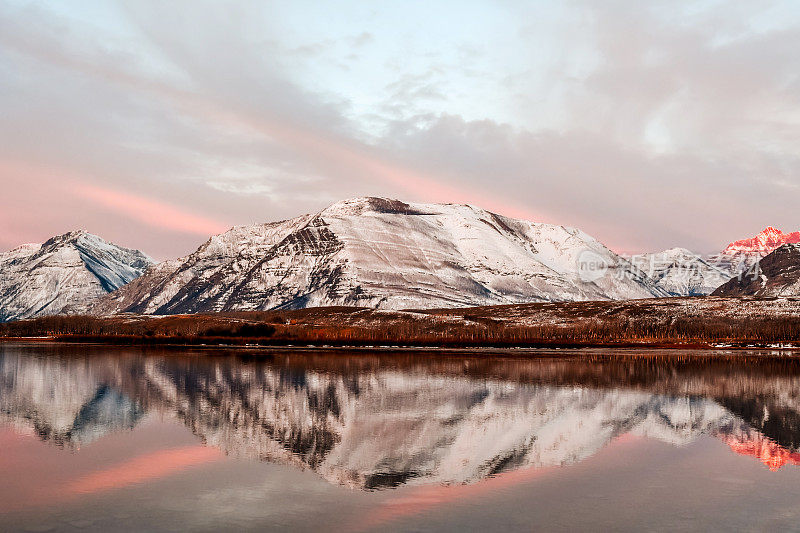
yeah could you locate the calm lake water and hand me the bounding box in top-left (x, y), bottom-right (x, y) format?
top-left (3, 343), bottom-right (800, 532)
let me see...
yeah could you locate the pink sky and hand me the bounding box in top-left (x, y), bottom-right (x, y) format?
top-left (1, 1), bottom-right (798, 259)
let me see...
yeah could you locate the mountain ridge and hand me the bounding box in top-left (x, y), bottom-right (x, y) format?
top-left (4, 201), bottom-right (800, 321)
top-left (93, 196), bottom-right (669, 315)
top-left (630, 247), bottom-right (731, 296)
top-left (713, 244), bottom-right (800, 297)
top-left (715, 227), bottom-right (800, 274)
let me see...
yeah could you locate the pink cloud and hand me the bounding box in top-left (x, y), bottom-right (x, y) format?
top-left (74, 184), bottom-right (230, 236)
top-left (1, 30), bottom-right (553, 230)
top-left (0, 158), bottom-right (230, 252)
top-left (0, 428), bottom-right (223, 512)
top-left (190, 101), bottom-right (553, 225)
top-left (63, 445), bottom-right (223, 496)
top-left (351, 462), bottom-right (558, 531)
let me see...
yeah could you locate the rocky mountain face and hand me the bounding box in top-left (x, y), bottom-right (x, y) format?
top-left (94, 197), bottom-right (667, 315)
top-left (0, 231), bottom-right (153, 322)
top-left (5, 204), bottom-right (797, 316)
top-left (3, 349), bottom-right (800, 488)
top-left (715, 227), bottom-right (800, 274)
top-left (631, 227), bottom-right (800, 296)
top-left (713, 244), bottom-right (800, 297)
top-left (630, 248), bottom-right (732, 296)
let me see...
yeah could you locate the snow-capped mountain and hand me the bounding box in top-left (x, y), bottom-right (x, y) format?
top-left (631, 227), bottom-right (800, 296)
top-left (715, 227), bottom-right (800, 274)
top-left (630, 247), bottom-right (732, 296)
top-left (95, 197), bottom-right (667, 315)
top-left (0, 231), bottom-right (153, 322)
top-left (713, 244), bottom-right (800, 297)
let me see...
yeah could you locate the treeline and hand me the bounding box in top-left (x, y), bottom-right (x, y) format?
top-left (0, 315), bottom-right (278, 339)
top-left (2, 310), bottom-right (800, 347)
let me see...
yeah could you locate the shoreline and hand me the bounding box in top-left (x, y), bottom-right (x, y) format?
top-left (3, 336), bottom-right (800, 356)
top-left (3, 297), bottom-right (800, 353)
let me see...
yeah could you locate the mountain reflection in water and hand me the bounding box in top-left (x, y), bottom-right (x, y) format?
top-left (2, 345), bottom-right (800, 490)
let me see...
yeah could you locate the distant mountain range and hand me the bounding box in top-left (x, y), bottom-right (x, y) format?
top-left (628, 227), bottom-right (800, 297)
top-left (715, 226), bottom-right (800, 274)
top-left (1, 198), bottom-right (799, 321)
top-left (629, 247), bottom-right (731, 296)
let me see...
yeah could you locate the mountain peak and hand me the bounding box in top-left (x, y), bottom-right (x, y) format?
top-left (42, 229), bottom-right (88, 247)
top-left (321, 197), bottom-right (433, 217)
top-left (0, 231), bottom-right (153, 322)
top-left (631, 247), bottom-right (729, 296)
top-left (721, 227), bottom-right (800, 257)
top-left (320, 197), bottom-right (499, 219)
top-left (756, 226), bottom-right (785, 243)
top-left (721, 432), bottom-right (800, 471)
top-left (658, 247), bottom-right (699, 257)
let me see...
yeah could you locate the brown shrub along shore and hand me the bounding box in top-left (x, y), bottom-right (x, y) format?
top-left (2, 297), bottom-right (800, 348)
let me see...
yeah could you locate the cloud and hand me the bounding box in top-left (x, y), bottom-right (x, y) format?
top-left (0, 433), bottom-right (222, 513)
top-left (64, 445), bottom-right (222, 496)
top-left (348, 32), bottom-right (374, 47)
top-left (74, 184), bottom-right (231, 236)
top-left (1, 3), bottom-right (547, 228)
top-left (0, 1), bottom-right (798, 258)
top-left (350, 458), bottom-right (563, 531)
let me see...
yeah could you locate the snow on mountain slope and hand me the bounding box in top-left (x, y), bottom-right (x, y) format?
top-left (0, 231), bottom-right (153, 322)
top-left (713, 244), bottom-right (800, 297)
top-left (630, 247), bottom-right (732, 296)
top-left (96, 197), bottom-right (667, 315)
top-left (631, 227), bottom-right (800, 296)
top-left (715, 227), bottom-right (800, 274)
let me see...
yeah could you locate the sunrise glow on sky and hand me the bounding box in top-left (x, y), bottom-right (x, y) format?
top-left (2, 1), bottom-right (799, 258)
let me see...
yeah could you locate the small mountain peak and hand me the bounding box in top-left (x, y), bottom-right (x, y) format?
top-left (42, 230), bottom-right (89, 247)
top-left (721, 432), bottom-right (800, 471)
top-left (722, 226), bottom-right (800, 257)
top-left (662, 247), bottom-right (696, 256)
top-left (760, 226), bottom-right (780, 234)
top-left (1, 230), bottom-right (152, 321)
top-left (322, 197), bottom-right (429, 216)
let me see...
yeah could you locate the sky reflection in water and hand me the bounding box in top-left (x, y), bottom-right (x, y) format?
top-left (3, 344), bottom-right (800, 531)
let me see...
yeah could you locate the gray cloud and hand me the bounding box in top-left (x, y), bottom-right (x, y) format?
top-left (0, 0), bottom-right (798, 259)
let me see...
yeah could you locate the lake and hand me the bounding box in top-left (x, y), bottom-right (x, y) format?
top-left (2, 343), bottom-right (800, 532)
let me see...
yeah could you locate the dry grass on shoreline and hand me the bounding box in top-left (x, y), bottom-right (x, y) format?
top-left (2, 297), bottom-right (800, 348)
